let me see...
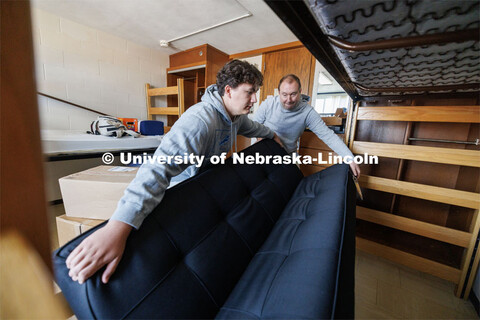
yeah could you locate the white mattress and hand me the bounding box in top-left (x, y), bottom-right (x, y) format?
top-left (41, 130), bottom-right (162, 154)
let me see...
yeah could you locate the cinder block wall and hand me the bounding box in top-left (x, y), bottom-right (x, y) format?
top-left (31, 8), bottom-right (169, 131)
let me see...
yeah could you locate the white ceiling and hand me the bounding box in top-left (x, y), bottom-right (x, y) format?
top-left (31, 0), bottom-right (299, 55)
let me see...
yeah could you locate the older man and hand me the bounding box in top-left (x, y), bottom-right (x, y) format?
top-left (253, 74), bottom-right (360, 176)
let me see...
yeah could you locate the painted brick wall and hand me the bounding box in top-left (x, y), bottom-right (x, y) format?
top-left (31, 8), bottom-right (169, 131)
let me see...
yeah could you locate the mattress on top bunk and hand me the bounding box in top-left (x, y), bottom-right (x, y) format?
top-left (41, 130), bottom-right (163, 154)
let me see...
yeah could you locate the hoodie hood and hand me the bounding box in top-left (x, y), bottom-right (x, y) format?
top-left (202, 85), bottom-right (232, 123)
top-left (201, 84), bottom-right (238, 152)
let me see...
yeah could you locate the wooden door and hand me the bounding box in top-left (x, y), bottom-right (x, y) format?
top-left (261, 47), bottom-right (316, 101)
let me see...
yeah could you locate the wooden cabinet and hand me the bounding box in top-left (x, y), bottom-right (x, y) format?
top-left (166, 44), bottom-right (229, 126)
top-left (299, 130), bottom-right (345, 176)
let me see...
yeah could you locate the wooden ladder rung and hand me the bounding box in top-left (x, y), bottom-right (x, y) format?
top-left (148, 107), bottom-right (180, 116)
top-left (356, 206), bottom-right (472, 247)
top-left (352, 141), bottom-right (480, 167)
top-left (359, 175), bottom-right (480, 210)
top-left (357, 106), bottom-right (480, 123)
top-left (356, 237), bottom-right (461, 283)
top-left (148, 86), bottom-right (179, 96)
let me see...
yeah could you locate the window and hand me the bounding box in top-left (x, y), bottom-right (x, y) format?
top-left (311, 64), bottom-right (351, 115)
top-left (314, 93), bottom-right (350, 114)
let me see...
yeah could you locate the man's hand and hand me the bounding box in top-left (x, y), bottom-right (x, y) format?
top-left (66, 219), bottom-right (132, 284)
top-left (349, 162), bottom-right (361, 177)
top-left (272, 133), bottom-right (284, 149)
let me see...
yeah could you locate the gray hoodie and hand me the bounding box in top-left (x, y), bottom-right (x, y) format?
top-left (254, 94), bottom-right (353, 156)
top-left (111, 84), bottom-right (275, 229)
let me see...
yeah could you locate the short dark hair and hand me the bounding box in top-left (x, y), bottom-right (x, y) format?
top-left (278, 74), bottom-right (301, 91)
top-left (216, 60), bottom-right (263, 96)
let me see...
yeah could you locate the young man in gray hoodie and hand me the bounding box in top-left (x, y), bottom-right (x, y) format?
top-left (253, 74), bottom-right (360, 177)
top-left (66, 60), bottom-right (283, 285)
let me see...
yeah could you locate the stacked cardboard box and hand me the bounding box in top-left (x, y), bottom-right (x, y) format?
top-left (56, 166), bottom-right (138, 246)
top-left (56, 215), bottom-right (104, 247)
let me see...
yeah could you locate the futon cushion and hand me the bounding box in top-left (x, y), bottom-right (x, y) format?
top-left (53, 139), bottom-right (303, 319)
top-left (216, 164), bottom-right (353, 319)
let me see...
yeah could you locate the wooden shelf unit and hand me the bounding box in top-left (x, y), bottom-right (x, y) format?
top-left (165, 44), bottom-right (229, 127)
top-left (347, 105), bottom-right (480, 298)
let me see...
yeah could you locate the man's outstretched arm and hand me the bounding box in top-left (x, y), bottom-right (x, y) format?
top-left (66, 220), bottom-right (132, 284)
top-left (65, 113), bottom-right (210, 284)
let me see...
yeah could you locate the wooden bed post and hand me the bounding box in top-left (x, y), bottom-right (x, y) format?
top-left (1, 1), bottom-right (71, 317)
top-left (456, 208), bottom-right (480, 298)
top-left (145, 83), bottom-right (153, 120)
top-left (1, 0), bottom-right (52, 269)
top-left (177, 78), bottom-right (185, 116)
top-left (348, 101), bottom-right (360, 149)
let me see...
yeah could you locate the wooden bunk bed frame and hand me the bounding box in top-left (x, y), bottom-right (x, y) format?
top-left (300, 104), bottom-right (480, 297)
top-left (145, 78), bottom-right (185, 133)
top-left (348, 105), bottom-right (480, 297)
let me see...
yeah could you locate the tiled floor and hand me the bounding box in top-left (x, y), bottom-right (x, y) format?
top-left (356, 250), bottom-right (479, 319)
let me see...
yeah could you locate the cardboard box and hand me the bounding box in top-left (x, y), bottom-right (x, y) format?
top-left (59, 166), bottom-right (138, 220)
top-left (56, 215), bottom-right (105, 247)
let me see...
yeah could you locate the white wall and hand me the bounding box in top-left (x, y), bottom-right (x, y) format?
top-left (31, 8), bottom-right (170, 131)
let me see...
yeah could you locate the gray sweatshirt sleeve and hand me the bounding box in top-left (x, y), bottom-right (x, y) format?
top-left (306, 108), bottom-right (354, 158)
top-left (252, 100), bottom-right (267, 124)
top-left (110, 114), bottom-right (209, 229)
top-left (237, 115), bottom-right (275, 139)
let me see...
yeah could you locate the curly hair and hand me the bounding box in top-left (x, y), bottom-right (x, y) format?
top-left (216, 60), bottom-right (263, 96)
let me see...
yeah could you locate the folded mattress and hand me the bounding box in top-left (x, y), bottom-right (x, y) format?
top-left (41, 130), bottom-right (162, 154)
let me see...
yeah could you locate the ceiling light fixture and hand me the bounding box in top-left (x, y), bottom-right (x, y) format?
top-left (159, 0), bottom-right (252, 48)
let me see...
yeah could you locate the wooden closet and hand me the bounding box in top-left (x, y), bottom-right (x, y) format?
top-left (261, 46), bottom-right (316, 102)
